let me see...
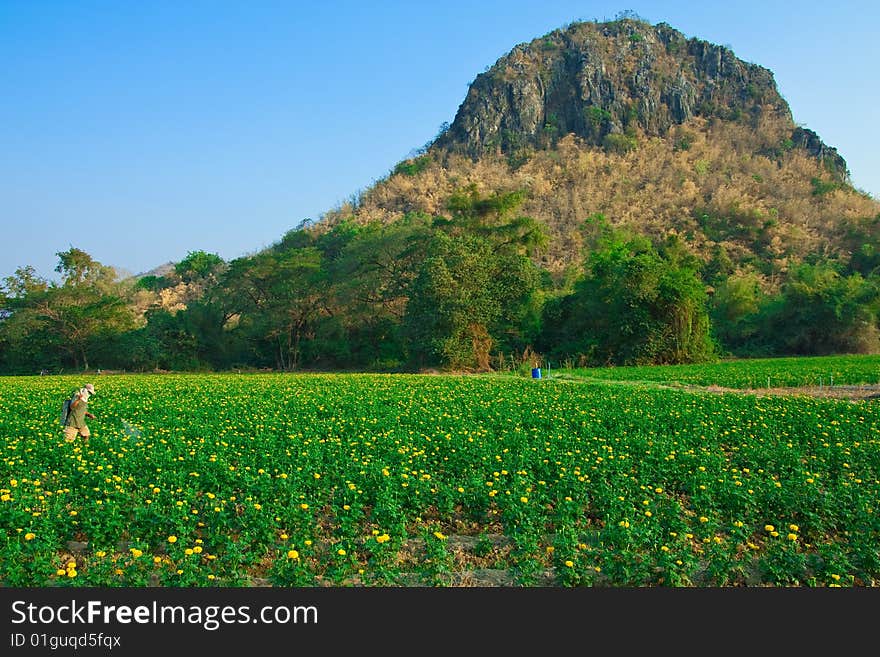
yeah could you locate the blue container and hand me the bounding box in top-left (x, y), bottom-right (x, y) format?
top-left (531, 367), bottom-right (542, 379)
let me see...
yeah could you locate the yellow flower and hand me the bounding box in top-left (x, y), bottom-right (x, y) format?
top-left (304, 540), bottom-right (313, 546)
top-left (153, 556), bottom-right (162, 564)
top-left (764, 524), bottom-right (775, 532)
top-left (699, 516), bottom-right (708, 523)
top-left (546, 546), bottom-right (555, 553)
top-left (167, 535), bottom-right (178, 543)
top-left (280, 533), bottom-right (289, 540)
top-left (376, 534), bottom-right (390, 544)
top-left (95, 551), bottom-right (106, 558)
top-left (56, 569), bottom-right (66, 576)
top-left (564, 560), bottom-right (574, 568)
top-left (24, 532), bottom-right (35, 540)
top-left (789, 524), bottom-right (799, 532)
top-left (787, 533), bottom-right (798, 541)
top-left (287, 549), bottom-right (299, 559)
top-left (193, 546), bottom-right (203, 554)
top-left (185, 548), bottom-right (194, 556)
top-left (66, 569), bottom-right (77, 578)
top-left (337, 548), bottom-right (346, 556)
top-left (644, 511), bottom-right (652, 517)
top-left (433, 531), bottom-right (446, 540)
top-left (67, 560), bottom-right (76, 568)
top-left (300, 503), bottom-right (309, 510)
top-left (130, 548), bottom-right (143, 558)
top-left (831, 574), bottom-right (841, 581)
top-left (520, 496), bottom-right (528, 503)
top-left (770, 531), bottom-right (779, 537)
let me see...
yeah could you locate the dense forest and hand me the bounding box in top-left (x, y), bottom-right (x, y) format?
top-left (3, 184), bottom-right (880, 375)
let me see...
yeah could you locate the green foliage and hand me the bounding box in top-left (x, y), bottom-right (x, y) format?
top-left (602, 133), bottom-right (637, 154)
top-left (393, 154), bottom-right (430, 177)
top-left (134, 275), bottom-right (173, 292)
top-left (0, 250), bottom-right (135, 372)
top-left (55, 247), bottom-right (117, 289)
top-left (674, 131), bottom-right (695, 151)
top-left (540, 228), bottom-right (715, 365)
top-left (764, 263), bottom-right (880, 355)
top-left (811, 177), bottom-right (840, 196)
top-left (562, 353), bottom-right (880, 388)
top-left (441, 185), bottom-right (548, 257)
top-left (403, 233), bottom-right (540, 370)
top-left (174, 250), bottom-right (225, 283)
top-left (586, 106), bottom-right (612, 127)
top-left (6, 371), bottom-right (879, 587)
top-left (709, 272), bottom-right (767, 353)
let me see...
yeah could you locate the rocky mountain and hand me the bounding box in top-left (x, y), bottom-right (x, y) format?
top-left (436, 20), bottom-right (845, 175)
top-left (319, 17), bottom-right (878, 282)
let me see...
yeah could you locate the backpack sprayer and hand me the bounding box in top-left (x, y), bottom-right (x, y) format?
top-left (120, 418), bottom-right (143, 443)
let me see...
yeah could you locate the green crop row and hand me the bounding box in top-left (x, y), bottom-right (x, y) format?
top-left (558, 353), bottom-right (880, 389)
top-left (1, 373), bottom-right (878, 587)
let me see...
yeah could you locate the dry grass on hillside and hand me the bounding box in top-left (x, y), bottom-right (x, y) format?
top-left (320, 114), bottom-right (879, 281)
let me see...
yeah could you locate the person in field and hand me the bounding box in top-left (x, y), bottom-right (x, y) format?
top-left (63, 383), bottom-right (96, 443)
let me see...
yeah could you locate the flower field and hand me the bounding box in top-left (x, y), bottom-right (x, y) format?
top-left (562, 353), bottom-right (880, 389)
top-left (1, 372), bottom-right (879, 587)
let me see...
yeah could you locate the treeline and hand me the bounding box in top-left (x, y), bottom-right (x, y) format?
top-left (3, 189), bottom-right (880, 374)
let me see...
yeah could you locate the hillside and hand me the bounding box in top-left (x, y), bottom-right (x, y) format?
top-left (6, 16), bottom-right (880, 375)
top-left (319, 18), bottom-right (879, 281)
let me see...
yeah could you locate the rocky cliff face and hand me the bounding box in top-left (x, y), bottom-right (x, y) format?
top-left (435, 19), bottom-right (847, 180)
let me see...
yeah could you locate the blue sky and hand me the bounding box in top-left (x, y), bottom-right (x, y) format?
top-left (2, 0), bottom-right (878, 284)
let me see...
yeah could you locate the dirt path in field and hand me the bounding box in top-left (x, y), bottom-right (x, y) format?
top-left (687, 383), bottom-right (880, 401)
top-left (549, 374), bottom-right (880, 401)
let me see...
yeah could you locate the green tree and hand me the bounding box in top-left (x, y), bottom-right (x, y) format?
top-left (709, 271), bottom-right (767, 354)
top-left (221, 247), bottom-right (328, 370)
top-left (403, 232), bottom-right (540, 370)
top-left (329, 215), bottom-right (433, 368)
top-left (0, 250), bottom-right (135, 371)
top-left (437, 185), bottom-right (549, 257)
top-left (765, 263), bottom-right (880, 354)
top-left (541, 230), bottom-right (714, 365)
top-left (174, 250), bottom-right (225, 284)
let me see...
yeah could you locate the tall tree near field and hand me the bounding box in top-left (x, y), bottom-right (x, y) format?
top-left (221, 247), bottom-right (328, 370)
top-left (403, 232), bottom-right (540, 369)
top-left (0, 250), bottom-right (135, 371)
top-left (541, 230), bottom-right (715, 365)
